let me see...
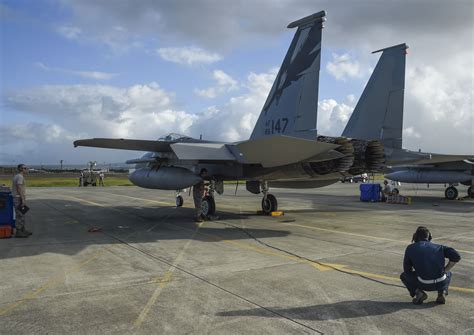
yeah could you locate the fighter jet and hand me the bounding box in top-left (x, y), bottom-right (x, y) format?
top-left (74, 11), bottom-right (385, 216)
top-left (342, 43), bottom-right (474, 199)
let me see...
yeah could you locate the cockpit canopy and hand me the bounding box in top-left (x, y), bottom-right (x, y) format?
top-left (157, 133), bottom-right (193, 142)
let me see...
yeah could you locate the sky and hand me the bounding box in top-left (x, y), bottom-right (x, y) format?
top-left (1, 0), bottom-right (473, 165)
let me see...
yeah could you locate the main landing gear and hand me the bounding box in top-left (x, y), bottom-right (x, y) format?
top-left (175, 189), bottom-right (184, 207)
top-left (444, 186), bottom-right (458, 200)
top-left (261, 181), bottom-right (278, 215)
top-left (201, 180), bottom-right (216, 217)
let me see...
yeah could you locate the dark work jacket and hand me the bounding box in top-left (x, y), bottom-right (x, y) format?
top-left (403, 241), bottom-right (461, 280)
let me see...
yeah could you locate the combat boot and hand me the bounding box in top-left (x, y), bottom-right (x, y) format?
top-left (436, 290), bottom-right (447, 304)
top-left (15, 230), bottom-right (29, 238)
top-left (412, 288), bottom-right (427, 305)
top-left (21, 228), bottom-right (33, 236)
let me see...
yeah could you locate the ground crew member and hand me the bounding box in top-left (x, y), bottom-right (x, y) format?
top-left (381, 180), bottom-right (392, 201)
top-left (12, 164), bottom-right (32, 238)
top-left (193, 168), bottom-right (208, 222)
top-left (400, 226), bottom-right (461, 304)
top-left (79, 171), bottom-right (84, 187)
top-left (99, 172), bottom-right (105, 186)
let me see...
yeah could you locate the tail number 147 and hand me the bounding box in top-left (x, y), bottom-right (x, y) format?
top-left (265, 118), bottom-right (288, 135)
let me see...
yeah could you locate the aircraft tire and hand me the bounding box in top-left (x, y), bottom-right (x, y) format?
top-left (176, 195), bottom-right (184, 207)
top-left (468, 186), bottom-right (473, 198)
top-left (445, 186), bottom-right (458, 200)
top-left (202, 196), bottom-right (216, 216)
top-left (261, 194), bottom-right (278, 214)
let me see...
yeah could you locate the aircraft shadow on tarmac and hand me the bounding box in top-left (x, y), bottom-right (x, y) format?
top-left (216, 299), bottom-right (437, 321)
top-left (0, 199), bottom-right (291, 260)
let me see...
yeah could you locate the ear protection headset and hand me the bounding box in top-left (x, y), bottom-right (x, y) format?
top-left (412, 226), bottom-right (432, 242)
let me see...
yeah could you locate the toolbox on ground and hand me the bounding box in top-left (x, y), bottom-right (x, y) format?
top-left (0, 186), bottom-right (15, 229)
top-left (360, 184), bottom-right (381, 202)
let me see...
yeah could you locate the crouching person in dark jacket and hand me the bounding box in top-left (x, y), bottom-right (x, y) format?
top-left (400, 226), bottom-right (461, 305)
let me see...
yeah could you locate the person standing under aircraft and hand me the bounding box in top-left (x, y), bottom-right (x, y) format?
top-left (12, 164), bottom-right (32, 238)
top-left (193, 168), bottom-right (208, 223)
top-left (400, 226), bottom-right (461, 305)
top-left (381, 180), bottom-right (393, 201)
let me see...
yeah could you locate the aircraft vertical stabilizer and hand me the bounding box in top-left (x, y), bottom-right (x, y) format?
top-left (342, 43), bottom-right (408, 149)
top-left (250, 11), bottom-right (326, 140)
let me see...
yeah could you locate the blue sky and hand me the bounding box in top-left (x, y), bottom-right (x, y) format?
top-left (1, 0), bottom-right (472, 165)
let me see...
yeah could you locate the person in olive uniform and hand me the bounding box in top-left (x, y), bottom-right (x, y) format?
top-left (193, 168), bottom-right (208, 222)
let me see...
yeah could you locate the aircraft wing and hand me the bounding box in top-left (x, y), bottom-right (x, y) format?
top-left (170, 143), bottom-right (235, 161)
top-left (73, 138), bottom-right (174, 152)
top-left (74, 135), bottom-right (340, 168)
top-left (233, 136), bottom-right (339, 168)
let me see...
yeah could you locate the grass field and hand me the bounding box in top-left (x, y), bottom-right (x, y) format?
top-left (0, 176), bottom-right (133, 187)
top-left (0, 174), bottom-right (387, 188)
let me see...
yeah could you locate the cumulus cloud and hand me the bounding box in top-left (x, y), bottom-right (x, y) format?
top-left (326, 53), bottom-right (367, 81)
top-left (35, 62), bottom-right (117, 80)
top-left (1, 70), bottom-right (277, 163)
top-left (0, 123), bottom-right (73, 144)
top-left (2, 82), bottom-right (204, 163)
top-left (5, 83), bottom-right (194, 139)
top-left (195, 70), bottom-right (238, 98)
top-left (317, 96), bottom-right (355, 136)
top-left (402, 62), bottom-right (473, 153)
top-left (157, 47), bottom-right (222, 65)
top-left (189, 68), bottom-right (277, 141)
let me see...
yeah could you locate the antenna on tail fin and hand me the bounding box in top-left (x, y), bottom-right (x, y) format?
top-left (342, 43), bottom-right (408, 149)
top-left (250, 11), bottom-right (326, 140)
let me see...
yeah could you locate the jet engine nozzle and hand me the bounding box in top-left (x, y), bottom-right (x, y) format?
top-left (349, 139), bottom-right (385, 175)
top-left (311, 136), bottom-right (355, 174)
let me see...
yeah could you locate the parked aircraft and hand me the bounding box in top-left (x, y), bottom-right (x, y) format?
top-left (74, 11), bottom-right (385, 215)
top-left (342, 43), bottom-right (474, 199)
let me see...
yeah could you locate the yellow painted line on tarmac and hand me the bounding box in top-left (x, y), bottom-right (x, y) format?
top-left (64, 195), bottom-right (107, 208)
top-left (276, 221), bottom-right (474, 255)
top-left (0, 246), bottom-right (113, 316)
top-left (132, 222), bottom-right (203, 329)
top-left (101, 193), bottom-right (172, 206)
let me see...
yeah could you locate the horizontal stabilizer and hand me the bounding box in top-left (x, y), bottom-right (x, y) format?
top-left (73, 138), bottom-right (173, 152)
top-left (235, 136), bottom-right (339, 168)
top-left (304, 150), bottom-right (346, 162)
top-left (412, 154), bottom-right (474, 165)
top-left (170, 143), bottom-right (235, 161)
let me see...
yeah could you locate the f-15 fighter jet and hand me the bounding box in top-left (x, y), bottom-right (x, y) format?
top-left (74, 11), bottom-right (385, 215)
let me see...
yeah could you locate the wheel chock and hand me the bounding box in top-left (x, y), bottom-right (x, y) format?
top-left (270, 211), bottom-right (284, 216)
top-left (256, 210), bottom-right (284, 216)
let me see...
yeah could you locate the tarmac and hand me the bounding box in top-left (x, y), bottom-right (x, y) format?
top-left (0, 183), bottom-right (473, 334)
